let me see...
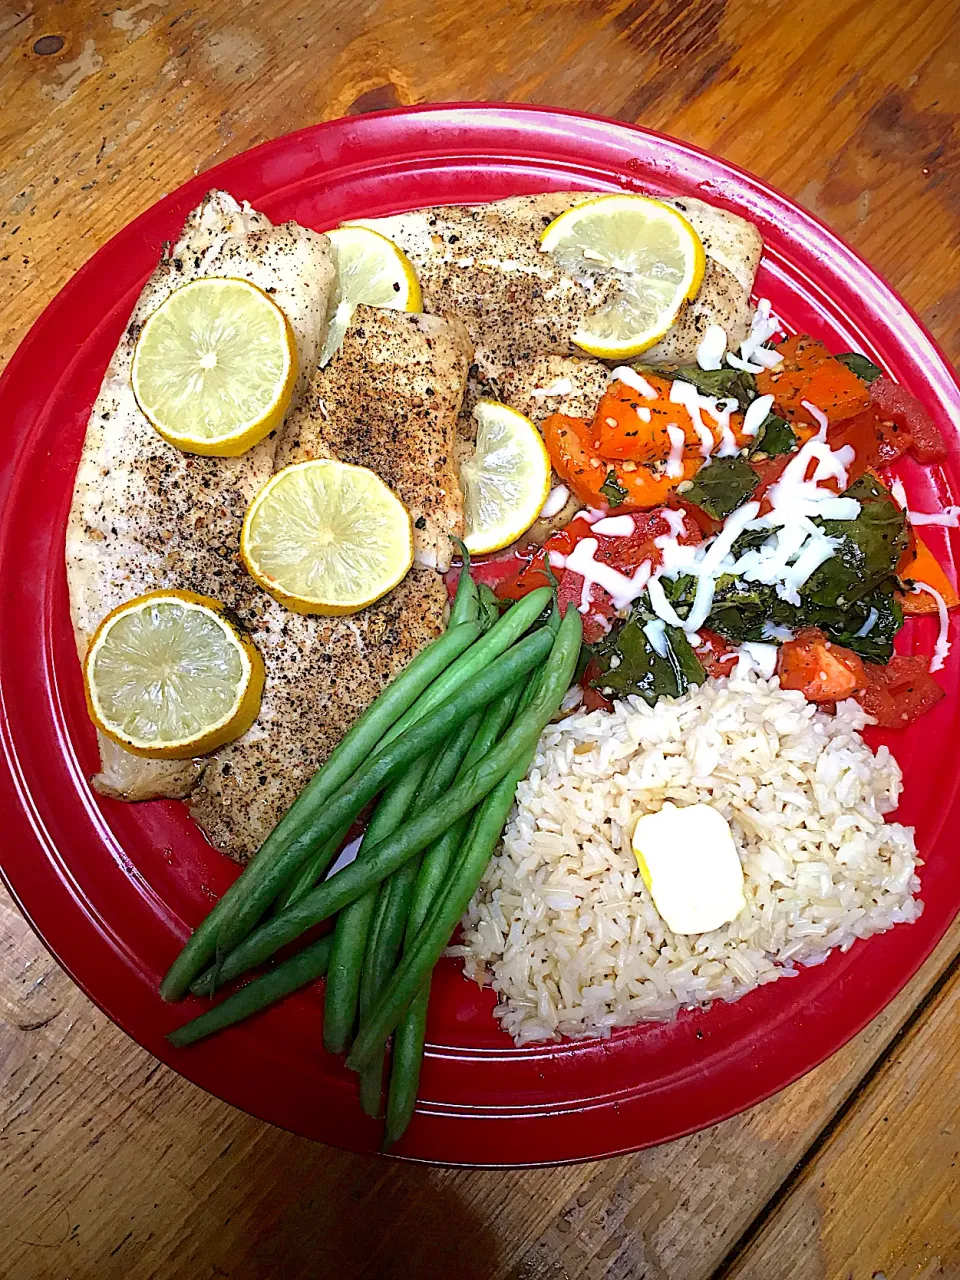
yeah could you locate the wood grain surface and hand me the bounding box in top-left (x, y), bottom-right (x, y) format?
top-left (1, 2), bottom-right (959, 1278)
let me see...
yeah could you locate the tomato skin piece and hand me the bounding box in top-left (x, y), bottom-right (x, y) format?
top-left (776, 627), bottom-right (867, 702)
top-left (493, 516), bottom-right (595, 602)
top-left (870, 377), bottom-right (947, 464)
top-left (557, 571), bottom-right (618, 644)
top-left (693, 629), bottom-right (739, 678)
top-left (581, 658), bottom-right (614, 713)
top-left (856, 654), bottom-right (945, 727)
top-left (750, 453), bottom-right (792, 516)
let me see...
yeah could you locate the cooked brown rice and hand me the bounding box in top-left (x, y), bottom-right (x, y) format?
top-left (453, 670), bottom-right (921, 1046)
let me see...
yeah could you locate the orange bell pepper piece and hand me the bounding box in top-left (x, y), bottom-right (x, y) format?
top-left (897, 530), bottom-right (960, 614)
top-left (757, 335), bottom-right (870, 427)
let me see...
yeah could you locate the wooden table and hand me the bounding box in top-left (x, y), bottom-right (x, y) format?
top-left (2, 2), bottom-right (959, 1276)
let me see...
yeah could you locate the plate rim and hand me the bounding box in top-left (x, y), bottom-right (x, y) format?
top-left (2, 101), bottom-right (959, 1167)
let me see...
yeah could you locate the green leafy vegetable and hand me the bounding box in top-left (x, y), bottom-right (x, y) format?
top-left (682, 456), bottom-right (760, 521)
top-left (658, 475), bottom-right (907, 662)
top-left (591, 598), bottom-right (705, 704)
top-left (600, 468), bottom-right (628, 508)
top-left (799, 585), bottom-right (903, 663)
top-left (805, 474), bottom-right (909, 609)
top-left (634, 363), bottom-right (758, 411)
top-left (747, 412), bottom-right (796, 458)
top-left (836, 352), bottom-right (883, 385)
top-left (660, 572), bottom-right (902, 662)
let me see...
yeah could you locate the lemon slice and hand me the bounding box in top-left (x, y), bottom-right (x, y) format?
top-left (460, 401), bottom-right (552, 555)
top-left (131, 277), bottom-right (297, 457)
top-left (540, 195), bottom-right (706, 359)
top-left (241, 459), bottom-right (413, 614)
top-left (319, 225), bottom-right (422, 366)
top-left (84, 591), bottom-right (265, 759)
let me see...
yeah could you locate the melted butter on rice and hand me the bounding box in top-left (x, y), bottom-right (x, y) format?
top-left (454, 669), bottom-right (921, 1047)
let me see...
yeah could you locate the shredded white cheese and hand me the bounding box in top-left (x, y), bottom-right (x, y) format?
top-left (528, 377), bottom-right (574, 399)
top-left (539, 484), bottom-right (570, 519)
top-left (661, 508), bottom-right (688, 538)
top-left (563, 538), bottom-right (653, 611)
top-left (643, 618), bottom-right (669, 657)
top-left (734, 641), bottom-right (779, 678)
top-left (665, 424), bottom-right (686, 479)
top-left (696, 324), bottom-right (727, 371)
top-left (889, 477), bottom-right (960, 527)
top-left (592, 515), bottom-right (636, 537)
top-left (609, 366), bottom-right (658, 398)
top-left (912, 583), bottom-right (952, 671)
top-left (742, 393), bottom-right (775, 439)
top-left (727, 298), bottom-right (784, 373)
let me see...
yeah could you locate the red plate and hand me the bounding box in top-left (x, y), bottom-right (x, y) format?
top-left (2, 105), bottom-right (959, 1166)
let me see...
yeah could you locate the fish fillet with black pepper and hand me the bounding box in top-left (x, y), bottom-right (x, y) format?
top-left (356, 192), bottom-right (762, 386)
top-left (66, 189), bottom-right (336, 804)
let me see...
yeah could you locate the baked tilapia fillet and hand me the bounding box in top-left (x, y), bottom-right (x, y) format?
top-left (357, 191), bottom-right (763, 390)
top-left (65, 191), bottom-right (470, 862)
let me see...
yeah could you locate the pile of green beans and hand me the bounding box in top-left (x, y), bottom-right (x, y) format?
top-left (163, 555), bottom-right (582, 1148)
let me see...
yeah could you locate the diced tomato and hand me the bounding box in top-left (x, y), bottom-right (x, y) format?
top-left (828, 404), bottom-right (913, 483)
top-left (869, 377), bottom-right (947, 464)
top-left (776, 627), bottom-right (867, 702)
top-left (757, 335), bottom-right (870, 426)
top-left (557, 571), bottom-right (618, 643)
top-left (580, 658), bottom-right (613, 713)
top-left (750, 453), bottom-right (792, 516)
top-left (494, 516), bottom-right (595, 602)
top-left (596, 508), bottom-right (702, 567)
top-left (827, 409), bottom-right (881, 480)
top-left (693, 629), bottom-right (739, 678)
top-left (855, 654), bottom-right (945, 727)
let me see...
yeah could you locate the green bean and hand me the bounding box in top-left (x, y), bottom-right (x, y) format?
top-left (273, 821), bottom-right (353, 915)
top-left (166, 935), bottom-right (333, 1048)
top-left (378, 587), bottom-right (552, 750)
top-left (383, 979), bottom-right (430, 1148)
top-left (353, 712), bottom-right (483, 1114)
top-left (322, 755), bottom-right (432, 1055)
top-left (209, 609), bottom-right (581, 993)
top-left (351, 756), bottom-right (531, 1076)
top-left (190, 627), bottom-right (555, 995)
top-left (448, 548), bottom-right (479, 627)
top-left (405, 681), bottom-right (523, 941)
top-left (383, 680), bottom-right (532, 1142)
top-left (346, 607), bottom-right (582, 1074)
top-left (161, 620), bottom-right (482, 1002)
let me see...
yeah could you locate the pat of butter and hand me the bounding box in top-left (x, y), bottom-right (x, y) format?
top-left (631, 802), bottom-right (746, 935)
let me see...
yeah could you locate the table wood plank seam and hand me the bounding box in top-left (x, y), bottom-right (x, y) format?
top-left (710, 938), bottom-right (960, 1278)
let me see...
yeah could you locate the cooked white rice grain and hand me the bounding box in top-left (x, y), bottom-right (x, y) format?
top-left (455, 670), bottom-right (921, 1046)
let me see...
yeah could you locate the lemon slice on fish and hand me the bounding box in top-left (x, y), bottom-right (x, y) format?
top-left (241, 459), bottom-right (413, 614)
top-left (460, 401), bottom-right (552, 555)
top-left (319, 225), bottom-right (422, 366)
top-left (540, 195), bottom-right (705, 359)
top-left (84, 591), bottom-right (265, 759)
top-left (131, 277), bottom-right (298, 457)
